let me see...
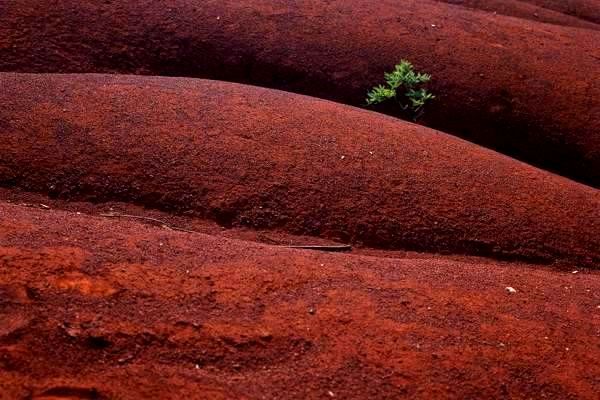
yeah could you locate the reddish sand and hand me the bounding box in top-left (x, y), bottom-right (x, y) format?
top-left (1, 0), bottom-right (599, 185)
top-left (435, 0), bottom-right (600, 29)
top-left (1, 200), bottom-right (599, 399)
top-left (1, 3), bottom-right (599, 396)
top-left (521, 0), bottom-right (600, 24)
top-left (1, 73), bottom-right (599, 268)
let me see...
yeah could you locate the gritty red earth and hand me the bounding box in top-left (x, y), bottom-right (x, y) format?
top-left (0, 0), bottom-right (599, 185)
top-left (434, 0), bottom-right (600, 27)
top-left (1, 200), bottom-right (599, 399)
top-left (1, 1), bottom-right (599, 399)
top-left (519, 0), bottom-right (600, 23)
top-left (1, 73), bottom-right (598, 267)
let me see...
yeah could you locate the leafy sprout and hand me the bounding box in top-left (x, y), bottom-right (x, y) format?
top-left (366, 60), bottom-right (434, 119)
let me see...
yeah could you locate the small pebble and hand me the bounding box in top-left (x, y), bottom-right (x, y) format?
top-left (505, 286), bottom-right (517, 294)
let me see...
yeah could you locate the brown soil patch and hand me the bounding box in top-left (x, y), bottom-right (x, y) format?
top-left (1, 201), bottom-right (599, 399)
top-left (1, 0), bottom-right (599, 185)
top-left (1, 73), bottom-right (598, 267)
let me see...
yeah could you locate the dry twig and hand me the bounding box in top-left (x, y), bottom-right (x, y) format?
top-left (99, 212), bottom-right (351, 252)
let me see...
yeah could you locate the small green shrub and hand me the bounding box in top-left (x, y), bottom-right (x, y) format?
top-left (366, 60), bottom-right (434, 119)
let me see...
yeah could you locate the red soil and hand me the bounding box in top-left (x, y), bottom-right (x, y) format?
top-left (1, 200), bottom-right (599, 399)
top-left (2, 1), bottom-right (599, 397)
top-left (1, 0), bottom-right (599, 186)
top-left (521, 0), bottom-right (600, 24)
top-left (1, 73), bottom-right (598, 267)
top-left (435, 0), bottom-right (600, 29)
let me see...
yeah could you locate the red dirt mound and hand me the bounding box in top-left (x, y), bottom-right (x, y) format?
top-left (1, 201), bottom-right (599, 399)
top-left (435, 0), bottom-right (599, 29)
top-left (521, 0), bottom-right (600, 24)
top-left (1, 0), bottom-right (599, 186)
top-left (1, 73), bottom-right (598, 267)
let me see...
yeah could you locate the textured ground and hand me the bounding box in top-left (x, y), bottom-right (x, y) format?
top-left (1, 73), bottom-right (598, 267)
top-left (0, 0), bottom-right (599, 185)
top-left (1, 1), bottom-right (599, 398)
top-left (1, 200), bottom-right (599, 400)
top-left (435, 0), bottom-right (600, 28)
top-left (519, 0), bottom-right (600, 24)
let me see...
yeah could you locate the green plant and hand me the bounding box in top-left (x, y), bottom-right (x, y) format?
top-left (366, 60), bottom-right (434, 119)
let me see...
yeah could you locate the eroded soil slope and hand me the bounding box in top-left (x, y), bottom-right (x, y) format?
top-left (1, 0), bottom-right (599, 185)
top-left (435, 0), bottom-right (600, 29)
top-left (1, 73), bottom-right (598, 267)
top-left (1, 201), bottom-right (599, 399)
top-left (521, 0), bottom-right (600, 24)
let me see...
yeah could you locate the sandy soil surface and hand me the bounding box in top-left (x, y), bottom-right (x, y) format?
top-left (1, 201), bottom-right (599, 399)
top-left (435, 0), bottom-right (600, 29)
top-left (1, 0), bottom-right (599, 186)
top-left (1, 73), bottom-right (598, 268)
top-left (1, 2), bottom-right (599, 398)
top-left (520, 0), bottom-right (600, 23)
